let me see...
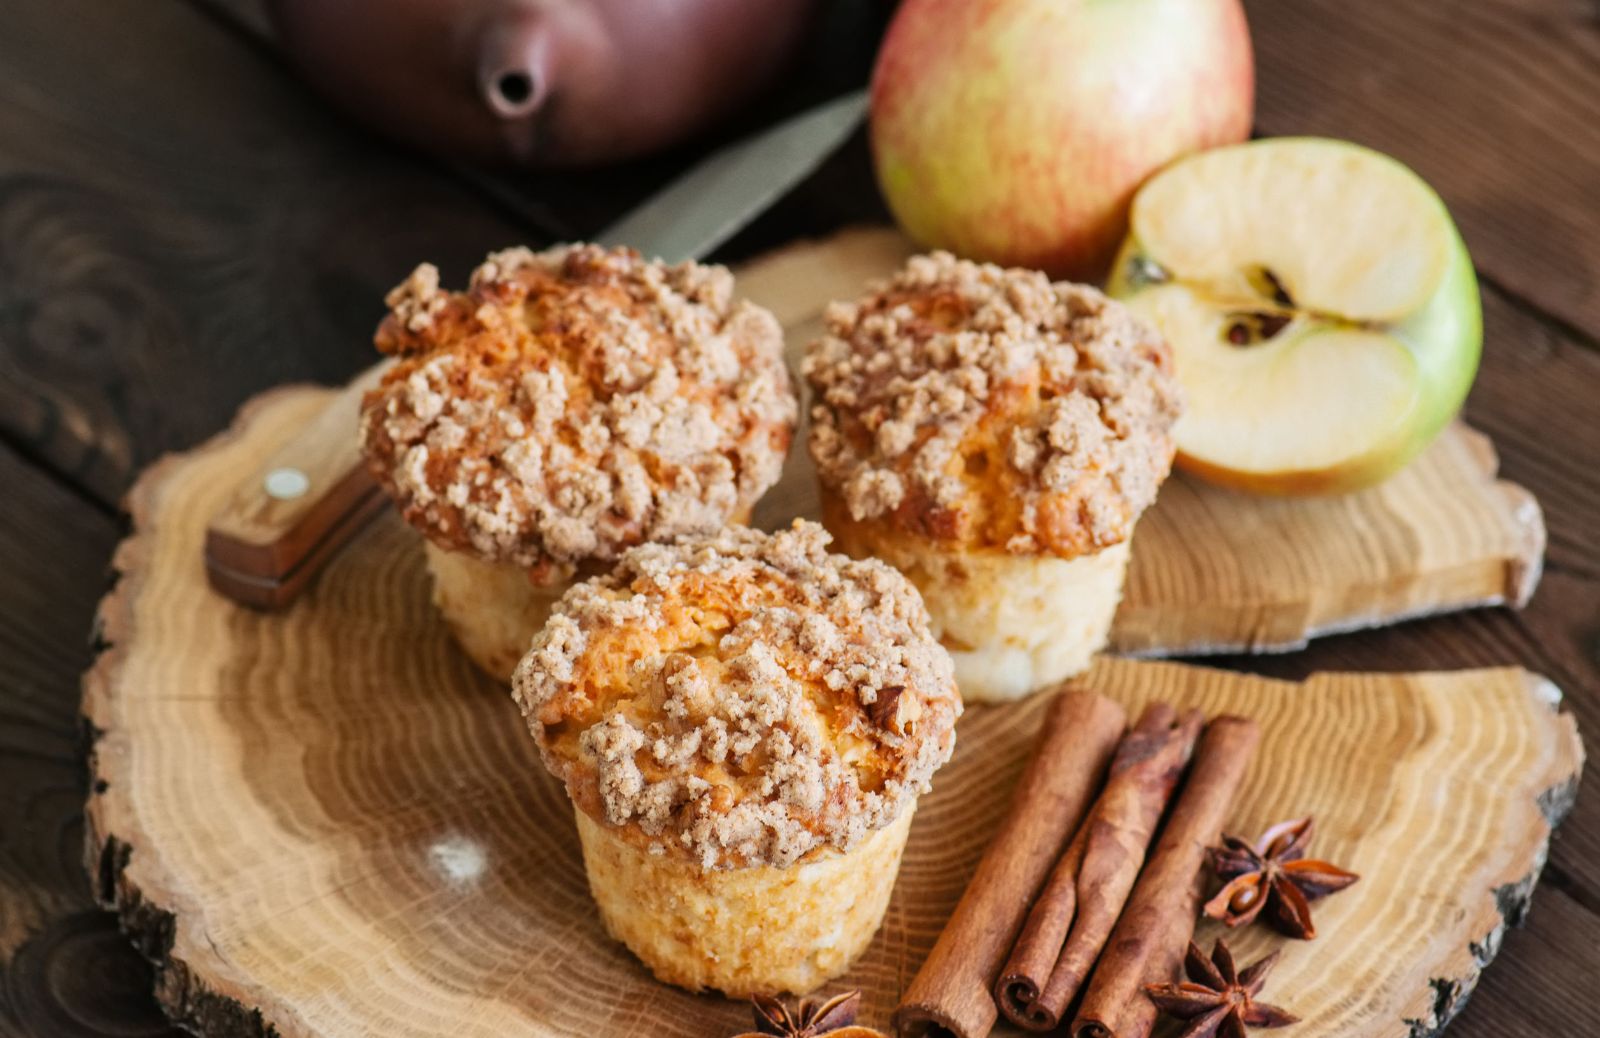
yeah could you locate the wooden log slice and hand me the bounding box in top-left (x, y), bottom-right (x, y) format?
top-left (83, 387), bottom-right (1581, 1037)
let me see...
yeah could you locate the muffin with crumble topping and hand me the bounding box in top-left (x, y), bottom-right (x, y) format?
top-left (511, 520), bottom-right (961, 997)
top-left (803, 252), bottom-right (1181, 704)
top-left (359, 244), bottom-right (796, 681)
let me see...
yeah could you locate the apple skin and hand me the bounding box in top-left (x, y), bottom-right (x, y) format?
top-left (1107, 145), bottom-right (1483, 495)
top-left (870, 0), bottom-right (1254, 282)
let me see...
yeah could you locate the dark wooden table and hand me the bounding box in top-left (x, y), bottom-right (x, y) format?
top-left (2, 1), bottom-right (1596, 1035)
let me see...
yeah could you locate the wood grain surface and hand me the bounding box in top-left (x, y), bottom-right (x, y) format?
top-left (83, 387), bottom-right (1582, 1037)
top-left (0, 0), bottom-right (1596, 1034)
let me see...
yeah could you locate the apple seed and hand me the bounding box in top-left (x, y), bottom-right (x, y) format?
top-left (1247, 265), bottom-right (1296, 307)
top-left (1223, 311), bottom-right (1294, 347)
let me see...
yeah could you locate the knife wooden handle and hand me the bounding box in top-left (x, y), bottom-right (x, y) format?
top-left (204, 364), bottom-right (389, 609)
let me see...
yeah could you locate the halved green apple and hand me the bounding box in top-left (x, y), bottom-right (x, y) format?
top-left (1109, 137), bottom-right (1481, 494)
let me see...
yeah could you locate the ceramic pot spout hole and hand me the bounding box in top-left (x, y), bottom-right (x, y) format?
top-left (486, 69), bottom-right (539, 117)
top-left (477, 19), bottom-right (548, 120)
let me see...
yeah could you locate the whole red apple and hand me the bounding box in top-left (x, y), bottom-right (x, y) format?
top-left (870, 0), bottom-right (1254, 281)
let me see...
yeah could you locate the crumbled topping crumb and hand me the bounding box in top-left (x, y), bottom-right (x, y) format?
top-left (385, 263), bottom-right (448, 333)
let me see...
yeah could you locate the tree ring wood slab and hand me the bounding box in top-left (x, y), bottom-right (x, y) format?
top-left (738, 228), bottom-right (1546, 657)
top-left (84, 386), bottom-right (1581, 1037)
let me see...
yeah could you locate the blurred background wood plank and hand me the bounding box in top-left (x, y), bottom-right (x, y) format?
top-left (0, 0), bottom-right (1594, 1035)
top-left (0, 446), bottom-right (183, 1037)
top-left (0, 450), bottom-right (113, 967)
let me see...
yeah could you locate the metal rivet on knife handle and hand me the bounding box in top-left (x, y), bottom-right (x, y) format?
top-left (264, 467), bottom-right (311, 501)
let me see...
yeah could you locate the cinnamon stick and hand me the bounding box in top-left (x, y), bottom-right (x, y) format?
top-left (996, 703), bottom-right (1204, 1030)
top-left (1070, 716), bottom-right (1260, 1038)
top-left (893, 691), bottom-right (1128, 1038)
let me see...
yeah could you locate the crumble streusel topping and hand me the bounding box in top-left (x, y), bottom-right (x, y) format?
top-left (360, 244), bottom-right (797, 573)
top-left (803, 252), bottom-right (1181, 557)
top-left (511, 520), bottom-right (962, 870)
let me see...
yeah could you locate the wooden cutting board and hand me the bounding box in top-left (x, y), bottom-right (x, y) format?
top-left (84, 386), bottom-right (1581, 1038)
top-left (735, 228), bottom-right (1545, 656)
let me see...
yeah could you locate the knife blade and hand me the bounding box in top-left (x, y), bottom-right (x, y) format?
top-left (594, 89), bottom-right (867, 261)
top-left (204, 90), bottom-right (870, 609)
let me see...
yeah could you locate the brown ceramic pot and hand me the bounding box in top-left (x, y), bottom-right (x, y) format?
top-left (266, 0), bottom-right (819, 167)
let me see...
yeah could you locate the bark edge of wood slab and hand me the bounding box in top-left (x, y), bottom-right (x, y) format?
top-left (83, 385), bottom-right (1582, 1037)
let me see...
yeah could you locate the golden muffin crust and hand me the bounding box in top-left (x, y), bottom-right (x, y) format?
top-left (803, 252), bottom-right (1181, 558)
top-left (511, 520), bottom-right (961, 870)
top-left (360, 244), bottom-right (796, 574)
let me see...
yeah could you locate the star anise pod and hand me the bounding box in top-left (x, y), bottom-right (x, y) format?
top-left (1146, 939), bottom-right (1299, 1038)
top-left (732, 990), bottom-right (887, 1038)
top-left (1204, 816), bottom-right (1359, 939)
